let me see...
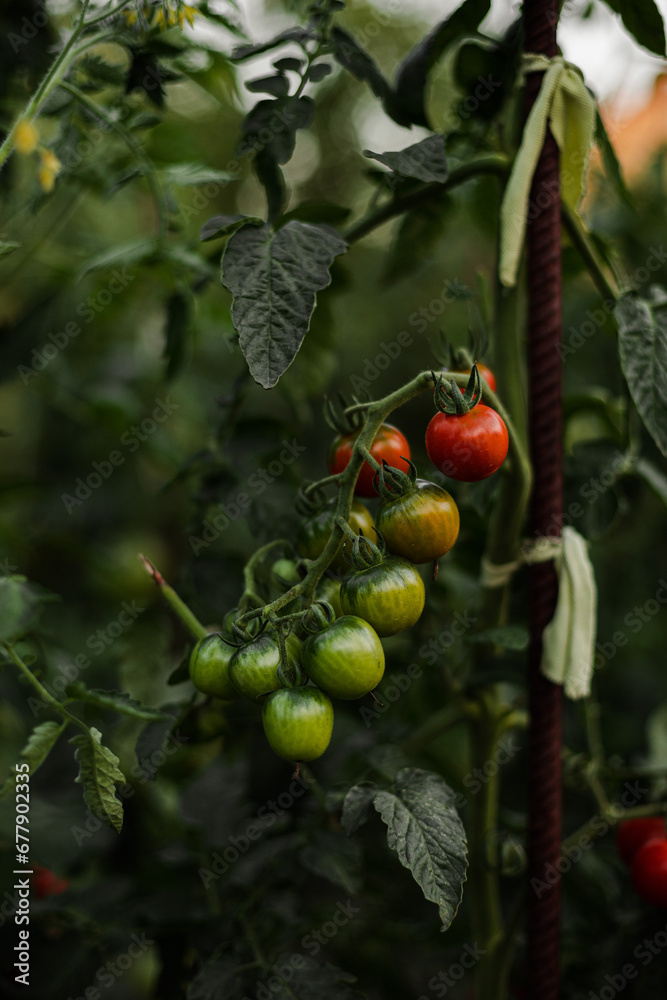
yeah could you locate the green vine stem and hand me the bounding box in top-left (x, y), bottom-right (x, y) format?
top-left (560, 200), bottom-right (620, 301)
top-left (0, 0), bottom-right (135, 170)
top-left (4, 643), bottom-right (85, 734)
top-left (139, 554), bottom-right (208, 640)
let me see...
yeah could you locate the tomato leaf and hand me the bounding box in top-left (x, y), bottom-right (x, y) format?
top-left (70, 727), bottom-right (126, 833)
top-left (341, 783), bottom-right (378, 835)
top-left (0, 576), bottom-right (53, 644)
top-left (65, 682), bottom-right (171, 721)
top-left (0, 241), bottom-right (21, 259)
top-left (373, 768), bottom-right (468, 929)
top-left (600, 0), bottom-right (666, 56)
top-left (162, 163), bottom-right (236, 187)
top-left (266, 955), bottom-right (363, 999)
top-left (390, 0), bottom-right (491, 127)
top-left (329, 27), bottom-right (391, 102)
top-left (221, 221), bottom-right (347, 388)
top-left (245, 74), bottom-right (289, 98)
top-left (363, 134), bottom-right (447, 184)
top-left (200, 215), bottom-right (264, 242)
top-left (0, 720), bottom-right (66, 798)
top-left (616, 288), bottom-right (667, 456)
top-left (187, 958), bottom-right (242, 1000)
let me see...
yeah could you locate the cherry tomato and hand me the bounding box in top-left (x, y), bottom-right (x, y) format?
top-left (229, 631), bottom-right (302, 701)
top-left (189, 633), bottom-right (237, 699)
top-left (32, 866), bottom-right (69, 898)
top-left (631, 838), bottom-right (667, 906)
top-left (302, 615), bottom-right (384, 700)
top-left (327, 423), bottom-right (411, 498)
top-left (298, 499), bottom-right (374, 574)
top-left (340, 556), bottom-right (425, 637)
top-left (616, 817), bottom-right (666, 866)
top-left (425, 405), bottom-right (509, 482)
top-left (262, 687), bottom-right (334, 761)
top-left (376, 479), bottom-right (460, 564)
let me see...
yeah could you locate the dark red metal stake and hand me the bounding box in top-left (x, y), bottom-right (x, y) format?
top-left (524, 1), bottom-right (563, 997)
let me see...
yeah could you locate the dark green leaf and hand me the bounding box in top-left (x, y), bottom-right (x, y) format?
top-left (307, 62), bottom-right (332, 82)
top-left (0, 576), bottom-right (49, 644)
top-left (78, 54), bottom-right (126, 88)
top-left (245, 74), bottom-right (289, 97)
top-left (373, 768), bottom-right (468, 929)
top-left (221, 221), bottom-right (347, 387)
top-left (167, 651), bottom-right (192, 685)
top-left (66, 682), bottom-right (170, 721)
top-left (330, 27), bottom-right (390, 102)
top-left (616, 288), bottom-right (667, 455)
top-left (126, 111), bottom-right (163, 130)
top-left (390, 0), bottom-right (491, 127)
top-left (70, 727), bottom-right (126, 833)
top-left (126, 52), bottom-right (167, 106)
top-left (240, 96), bottom-right (314, 165)
top-left (364, 134), bottom-right (447, 184)
top-left (78, 239), bottom-right (159, 278)
top-left (231, 29), bottom-right (313, 62)
top-left (187, 958), bottom-right (241, 1000)
top-left (383, 193), bottom-right (450, 284)
top-left (274, 57), bottom-right (304, 72)
top-left (601, 0), bottom-right (666, 56)
top-left (163, 292), bottom-right (191, 379)
top-left (341, 783), bottom-right (377, 835)
top-left (594, 109), bottom-right (634, 208)
top-left (200, 214), bottom-right (264, 242)
top-left (467, 625), bottom-right (529, 650)
top-left (1, 721), bottom-right (66, 797)
top-left (162, 163), bottom-right (235, 187)
top-left (269, 956), bottom-right (363, 1000)
top-left (0, 241), bottom-right (21, 259)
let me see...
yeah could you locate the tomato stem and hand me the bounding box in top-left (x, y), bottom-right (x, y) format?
top-left (140, 554), bottom-right (208, 640)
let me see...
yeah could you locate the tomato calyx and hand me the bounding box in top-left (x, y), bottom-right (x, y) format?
top-left (432, 365), bottom-right (482, 415)
top-left (323, 390), bottom-right (367, 436)
top-left (301, 600), bottom-right (336, 635)
top-left (336, 515), bottom-right (386, 571)
top-left (295, 483), bottom-right (328, 517)
top-left (372, 457), bottom-right (417, 501)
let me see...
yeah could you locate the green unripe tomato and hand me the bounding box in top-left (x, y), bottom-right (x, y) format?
top-left (340, 556), bottom-right (425, 637)
top-left (189, 633), bottom-right (237, 699)
top-left (302, 615), bottom-right (384, 700)
top-left (229, 631), bottom-right (302, 701)
top-left (272, 558), bottom-right (301, 588)
top-left (262, 687), bottom-right (334, 761)
top-left (376, 479), bottom-right (460, 564)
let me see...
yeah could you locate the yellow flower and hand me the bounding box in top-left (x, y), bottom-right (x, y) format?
top-left (155, 8), bottom-right (167, 28)
top-left (123, 9), bottom-right (138, 25)
top-left (15, 120), bottom-right (39, 155)
top-left (182, 5), bottom-right (197, 26)
top-left (167, 7), bottom-right (178, 26)
top-left (38, 149), bottom-right (62, 192)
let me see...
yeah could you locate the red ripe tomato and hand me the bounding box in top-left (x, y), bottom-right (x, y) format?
top-left (616, 817), bottom-right (666, 866)
top-left (32, 866), bottom-right (69, 898)
top-left (630, 838), bottom-right (667, 906)
top-left (327, 423), bottom-right (411, 498)
top-left (425, 405), bottom-right (509, 482)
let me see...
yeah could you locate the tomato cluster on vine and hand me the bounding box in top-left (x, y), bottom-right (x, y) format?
top-left (188, 363), bottom-right (508, 766)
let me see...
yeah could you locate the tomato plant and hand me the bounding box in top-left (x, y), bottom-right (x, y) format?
top-left (297, 497), bottom-right (374, 573)
top-left (229, 631), bottom-right (302, 701)
top-left (339, 536), bottom-right (426, 637)
top-left (328, 423), bottom-right (411, 497)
